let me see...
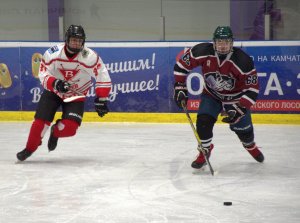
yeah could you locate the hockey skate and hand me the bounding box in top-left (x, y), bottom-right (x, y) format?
top-left (191, 144), bottom-right (214, 169)
top-left (16, 148), bottom-right (32, 161)
top-left (48, 123), bottom-right (59, 152)
top-left (245, 143), bottom-right (264, 163)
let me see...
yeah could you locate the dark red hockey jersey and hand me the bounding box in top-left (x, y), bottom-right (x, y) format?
top-left (174, 43), bottom-right (259, 109)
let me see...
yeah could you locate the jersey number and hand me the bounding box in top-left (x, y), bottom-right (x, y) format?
top-left (246, 75), bottom-right (258, 85)
top-left (182, 53), bottom-right (191, 66)
top-left (93, 63), bottom-right (101, 76)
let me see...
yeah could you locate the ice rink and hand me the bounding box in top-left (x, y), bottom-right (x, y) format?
top-left (0, 122), bottom-right (299, 223)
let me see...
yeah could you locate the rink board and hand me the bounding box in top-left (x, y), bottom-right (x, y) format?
top-left (0, 41), bottom-right (299, 116)
top-left (0, 111), bottom-right (299, 125)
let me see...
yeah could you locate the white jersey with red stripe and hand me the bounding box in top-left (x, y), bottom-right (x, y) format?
top-left (39, 43), bottom-right (111, 101)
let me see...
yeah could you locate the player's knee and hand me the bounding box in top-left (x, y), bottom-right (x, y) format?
top-left (196, 114), bottom-right (216, 132)
top-left (60, 119), bottom-right (79, 137)
top-left (33, 118), bottom-right (50, 128)
top-left (197, 114), bottom-right (216, 129)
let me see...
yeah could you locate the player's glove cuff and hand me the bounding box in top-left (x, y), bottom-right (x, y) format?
top-left (53, 79), bottom-right (70, 93)
top-left (222, 103), bottom-right (247, 124)
top-left (173, 82), bottom-right (188, 108)
top-left (94, 98), bottom-right (109, 117)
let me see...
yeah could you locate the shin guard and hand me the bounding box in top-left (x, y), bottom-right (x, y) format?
top-left (53, 119), bottom-right (79, 138)
top-left (26, 119), bottom-right (50, 152)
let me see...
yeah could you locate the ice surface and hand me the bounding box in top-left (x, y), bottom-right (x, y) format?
top-left (0, 122), bottom-right (299, 223)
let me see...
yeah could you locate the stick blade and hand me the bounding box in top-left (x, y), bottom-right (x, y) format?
top-left (63, 95), bottom-right (85, 103)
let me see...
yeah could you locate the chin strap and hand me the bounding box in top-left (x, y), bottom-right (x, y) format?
top-left (66, 45), bottom-right (82, 54)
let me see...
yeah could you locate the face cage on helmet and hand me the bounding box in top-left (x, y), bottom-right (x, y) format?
top-left (213, 38), bottom-right (233, 55)
top-left (66, 37), bottom-right (85, 53)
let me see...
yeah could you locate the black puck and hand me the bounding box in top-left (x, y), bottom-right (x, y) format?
top-left (223, 202), bottom-right (232, 206)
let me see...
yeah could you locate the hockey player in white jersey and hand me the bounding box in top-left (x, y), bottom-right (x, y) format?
top-left (17, 25), bottom-right (112, 161)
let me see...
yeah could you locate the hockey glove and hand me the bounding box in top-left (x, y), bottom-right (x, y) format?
top-left (222, 103), bottom-right (247, 124)
top-left (94, 98), bottom-right (109, 117)
top-left (53, 79), bottom-right (70, 93)
top-left (173, 82), bottom-right (188, 108)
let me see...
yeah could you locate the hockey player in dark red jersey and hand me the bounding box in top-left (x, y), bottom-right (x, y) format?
top-left (173, 26), bottom-right (264, 169)
top-left (17, 25), bottom-right (112, 161)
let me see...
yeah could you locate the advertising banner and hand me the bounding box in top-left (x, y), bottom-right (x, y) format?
top-left (0, 48), bottom-right (21, 111)
top-left (0, 42), bottom-right (299, 113)
top-left (242, 45), bottom-right (300, 113)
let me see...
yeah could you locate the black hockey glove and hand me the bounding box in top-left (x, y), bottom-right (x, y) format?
top-left (94, 98), bottom-right (109, 117)
top-left (222, 103), bottom-right (247, 124)
top-left (173, 82), bottom-right (188, 108)
top-left (53, 79), bottom-right (70, 93)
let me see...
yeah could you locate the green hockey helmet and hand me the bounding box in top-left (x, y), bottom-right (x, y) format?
top-left (213, 26), bottom-right (233, 55)
top-left (213, 26), bottom-right (233, 41)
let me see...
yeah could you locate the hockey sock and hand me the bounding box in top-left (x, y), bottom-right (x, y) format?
top-left (53, 119), bottom-right (79, 138)
top-left (196, 114), bottom-right (216, 148)
top-left (236, 130), bottom-right (255, 147)
top-left (26, 119), bottom-right (50, 152)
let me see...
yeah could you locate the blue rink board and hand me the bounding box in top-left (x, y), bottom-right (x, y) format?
top-left (0, 42), bottom-right (299, 113)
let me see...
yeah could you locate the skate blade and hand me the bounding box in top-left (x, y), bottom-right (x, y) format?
top-left (192, 165), bottom-right (207, 175)
top-left (15, 160), bottom-right (24, 164)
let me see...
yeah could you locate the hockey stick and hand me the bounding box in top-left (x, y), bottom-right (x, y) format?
top-left (181, 101), bottom-right (215, 176)
top-left (63, 95), bottom-right (85, 102)
top-left (63, 88), bottom-right (85, 103)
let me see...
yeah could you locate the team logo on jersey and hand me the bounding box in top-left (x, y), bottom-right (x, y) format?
top-left (205, 72), bottom-right (235, 91)
top-left (82, 49), bottom-right (89, 58)
top-left (58, 69), bottom-right (80, 80)
top-left (58, 65), bottom-right (80, 81)
top-left (47, 46), bottom-right (59, 54)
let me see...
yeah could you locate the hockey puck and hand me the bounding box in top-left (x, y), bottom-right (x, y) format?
top-left (223, 202), bottom-right (232, 206)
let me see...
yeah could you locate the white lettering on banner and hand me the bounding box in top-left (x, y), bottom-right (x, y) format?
top-left (255, 101), bottom-right (280, 109)
top-left (29, 75), bottom-right (160, 103)
top-left (251, 100), bottom-right (300, 111)
top-left (30, 87), bottom-right (41, 102)
top-left (190, 100), bottom-right (200, 109)
top-left (257, 72), bottom-right (267, 78)
top-left (186, 72), bottom-right (205, 95)
top-left (109, 74), bottom-right (160, 102)
top-left (270, 55), bottom-right (300, 62)
top-left (257, 72), bottom-right (283, 95)
top-left (251, 54), bottom-right (300, 62)
top-left (257, 56), bottom-right (268, 62)
top-left (106, 53), bottom-right (156, 74)
top-left (282, 102), bottom-right (300, 109)
top-left (86, 86), bottom-right (95, 97)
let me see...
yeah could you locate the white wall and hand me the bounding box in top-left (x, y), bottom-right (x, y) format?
top-left (273, 1), bottom-right (300, 40)
top-left (64, 0), bottom-right (163, 41)
top-left (0, 0), bottom-right (299, 41)
top-left (63, 0), bottom-right (230, 41)
top-left (0, 0), bottom-right (48, 40)
top-left (164, 0), bottom-right (230, 40)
